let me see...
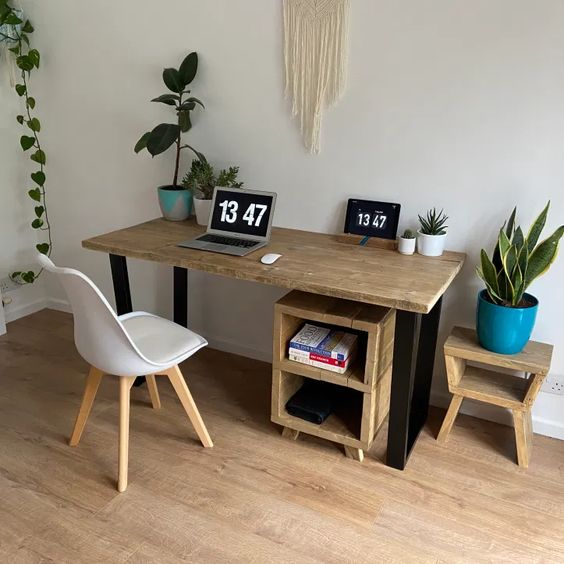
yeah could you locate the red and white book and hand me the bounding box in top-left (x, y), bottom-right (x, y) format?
top-left (288, 347), bottom-right (356, 374)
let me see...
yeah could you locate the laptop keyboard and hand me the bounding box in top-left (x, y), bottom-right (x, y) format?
top-left (199, 234), bottom-right (258, 248)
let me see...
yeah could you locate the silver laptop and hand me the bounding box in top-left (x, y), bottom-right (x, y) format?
top-left (178, 187), bottom-right (277, 256)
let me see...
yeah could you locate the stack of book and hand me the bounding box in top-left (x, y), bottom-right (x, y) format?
top-left (288, 323), bottom-right (358, 374)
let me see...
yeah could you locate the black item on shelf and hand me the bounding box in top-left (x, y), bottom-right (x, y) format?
top-left (285, 380), bottom-right (336, 425)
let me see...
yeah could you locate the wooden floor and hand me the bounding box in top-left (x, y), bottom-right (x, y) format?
top-left (1, 310), bottom-right (563, 563)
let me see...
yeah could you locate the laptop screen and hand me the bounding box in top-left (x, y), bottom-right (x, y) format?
top-left (209, 188), bottom-right (276, 239)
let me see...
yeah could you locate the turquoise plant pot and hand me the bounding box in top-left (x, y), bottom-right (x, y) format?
top-left (157, 186), bottom-right (193, 221)
top-left (476, 290), bottom-right (538, 354)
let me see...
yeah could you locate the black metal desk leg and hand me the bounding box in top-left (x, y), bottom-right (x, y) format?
top-left (386, 298), bottom-right (443, 470)
top-left (109, 254), bottom-right (133, 315)
top-left (109, 254), bottom-right (144, 387)
top-left (173, 267), bottom-right (188, 328)
top-left (387, 310), bottom-right (421, 469)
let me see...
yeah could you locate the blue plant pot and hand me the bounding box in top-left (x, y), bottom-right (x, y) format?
top-left (476, 290), bottom-right (538, 354)
top-left (158, 186), bottom-right (192, 221)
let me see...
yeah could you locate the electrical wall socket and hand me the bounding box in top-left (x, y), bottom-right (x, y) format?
top-left (542, 375), bottom-right (564, 396)
top-left (0, 277), bottom-right (18, 294)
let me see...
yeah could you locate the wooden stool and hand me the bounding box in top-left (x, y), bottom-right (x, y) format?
top-left (437, 327), bottom-right (553, 468)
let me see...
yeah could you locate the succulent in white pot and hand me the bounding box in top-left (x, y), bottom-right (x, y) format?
top-left (398, 229), bottom-right (416, 255)
top-left (417, 208), bottom-right (448, 257)
top-left (182, 159), bottom-right (244, 226)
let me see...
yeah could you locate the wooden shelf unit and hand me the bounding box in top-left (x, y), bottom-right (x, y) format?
top-left (271, 291), bottom-right (395, 461)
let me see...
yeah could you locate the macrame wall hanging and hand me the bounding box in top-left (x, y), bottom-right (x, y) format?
top-left (283, 0), bottom-right (350, 154)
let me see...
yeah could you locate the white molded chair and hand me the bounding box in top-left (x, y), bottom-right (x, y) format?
top-left (38, 254), bottom-right (213, 492)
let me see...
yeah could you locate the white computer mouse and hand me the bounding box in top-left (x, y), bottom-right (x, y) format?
top-left (260, 253), bottom-right (282, 265)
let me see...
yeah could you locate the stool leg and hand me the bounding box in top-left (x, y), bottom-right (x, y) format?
top-left (344, 446), bottom-right (364, 462)
top-left (166, 365), bottom-right (213, 448)
top-left (118, 376), bottom-right (136, 492)
top-left (437, 394), bottom-right (463, 444)
top-left (146, 375), bottom-right (161, 409)
top-left (513, 409), bottom-right (532, 468)
top-left (69, 366), bottom-right (104, 446)
top-left (282, 427), bottom-right (300, 440)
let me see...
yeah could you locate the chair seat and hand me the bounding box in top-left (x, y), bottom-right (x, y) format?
top-left (119, 312), bottom-right (207, 366)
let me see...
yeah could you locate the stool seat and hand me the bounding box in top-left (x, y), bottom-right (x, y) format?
top-left (437, 326), bottom-right (554, 468)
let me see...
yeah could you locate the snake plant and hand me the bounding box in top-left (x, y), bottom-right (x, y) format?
top-left (477, 202), bottom-right (564, 307)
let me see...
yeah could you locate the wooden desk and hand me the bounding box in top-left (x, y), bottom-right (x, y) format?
top-left (83, 218), bottom-right (465, 469)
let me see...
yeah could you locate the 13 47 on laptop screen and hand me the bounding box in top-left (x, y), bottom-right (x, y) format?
top-left (210, 189), bottom-right (275, 238)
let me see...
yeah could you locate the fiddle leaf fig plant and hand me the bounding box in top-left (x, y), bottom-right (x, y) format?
top-left (134, 51), bottom-right (206, 187)
top-left (1, 0), bottom-right (52, 284)
top-left (477, 202), bottom-right (564, 307)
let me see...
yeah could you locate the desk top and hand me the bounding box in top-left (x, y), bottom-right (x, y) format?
top-left (82, 218), bottom-right (466, 314)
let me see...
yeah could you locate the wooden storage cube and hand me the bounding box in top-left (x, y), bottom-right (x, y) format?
top-left (272, 290), bottom-right (395, 460)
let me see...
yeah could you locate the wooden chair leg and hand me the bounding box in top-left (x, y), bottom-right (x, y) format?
top-left (437, 394), bottom-right (464, 444)
top-left (118, 376), bottom-right (136, 493)
top-left (344, 446), bottom-right (364, 462)
top-left (513, 409), bottom-right (532, 468)
top-left (282, 427), bottom-right (300, 440)
top-left (69, 366), bottom-right (104, 446)
top-left (166, 365), bottom-right (213, 448)
top-left (146, 375), bottom-right (161, 409)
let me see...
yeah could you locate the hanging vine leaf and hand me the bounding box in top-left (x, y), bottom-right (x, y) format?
top-left (31, 171), bottom-right (45, 185)
top-left (27, 117), bottom-right (40, 132)
top-left (15, 83), bottom-right (26, 96)
top-left (31, 218), bottom-right (43, 229)
top-left (20, 135), bottom-right (35, 150)
top-left (16, 114), bottom-right (24, 124)
top-left (28, 188), bottom-right (41, 201)
top-left (34, 205), bottom-right (44, 217)
top-left (28, 48), bottom-right (39, 68)
top-left (36, 243), bottom-right (49, 254)
top-left (26, 96), bottom-right (35, 109)
top-left (30, 149), bottom-right (46, 164)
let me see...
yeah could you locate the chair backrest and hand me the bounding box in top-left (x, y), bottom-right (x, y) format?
top-left (38, 254), bottom-right (156, 376)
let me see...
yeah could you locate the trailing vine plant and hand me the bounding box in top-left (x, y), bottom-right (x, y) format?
top-left (1, 1), bottom-right (51, 284)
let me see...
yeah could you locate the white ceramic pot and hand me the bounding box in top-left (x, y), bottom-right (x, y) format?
top-left (417, 231), bottom-right (447, 257)
top-left (193, 197), bottom-right (212, 226)
top-left (397, 236), bottom-right (416, 255)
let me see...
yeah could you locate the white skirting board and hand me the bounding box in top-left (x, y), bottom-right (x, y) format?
top-left (0, 300), bottom-right (6, 336)
top-left (7, 297), bottom-right (564, 442)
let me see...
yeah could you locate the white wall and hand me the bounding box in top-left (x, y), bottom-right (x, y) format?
top-left (14, 0), bottom-right (564, 437)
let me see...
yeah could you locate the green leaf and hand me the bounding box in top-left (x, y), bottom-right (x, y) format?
top-left (9, 45), bottom-right (20, 55)
top-left (28, 49), bottom-right (40, 68)
top-left (512, 226), bottom-right (524, 252)
top-left (21, 271), bottom-right (36, 284)
top-left (151, 94), bottom-right (180, 106)
top-left (503, 245), bottom-right (518, 278)
top-left (184, 96), bottom-right (205, 109)
top-left (28, 188), bottom-right (41, 202)
top-left (146, 123), bottom-right (180, 156)
top-left (20, 135), bottom-right (35, 151)
top-left (134, 131), bottom-right (151, 154)
top-left (178, 110), bottom-right (192, 132)
top-left (30, 149), bottom-right (46, 165)
top-left (31, 171), bottom-right (46, 186)
top-left (16, 55), bottom-right (34, 72)
top-left (36, 243), bottom-right (49, 255)
top-left (480, 249), bottom-right (500, 296)
top-left (525, 225), bottom-right (564, 288)
top-left (27, 96), bottom-right (36, 109)
top-left (31, 218), bottom-right (43, 229)
top-left (526, 201), bottom-right (550, 253)
top-left (34, 205), bottom-right (44, 218)
top-left (27, 118), bottom-right (41, 132)
top-left (4, 13), bottom-right (22, 24)
top-left (179, 52), bottom-right (198, 86)
top-left (15, 83), bottom-right (26, 97)
top-left (506, 207), bottom-right (516, 239)
top-left (21, 33), bottom-right (29, 46)
top-left (16, 114), bottom-right (24, 124)
top-left (162, 68), bottom-right (183, 93)
top-left (22, 20), bottom-right (34, 33)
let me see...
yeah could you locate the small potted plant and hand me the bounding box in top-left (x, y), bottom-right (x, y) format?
top-left (417, 208), bottom-right (448, 257)
top-left (134, 51), bottom-right (206, 221)
top-left (182, 160), bottom-right (244, 225)
top-left (476, 202), bottom-right (563, 354)
top-left (398, 229), bottom-right (416, 255)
